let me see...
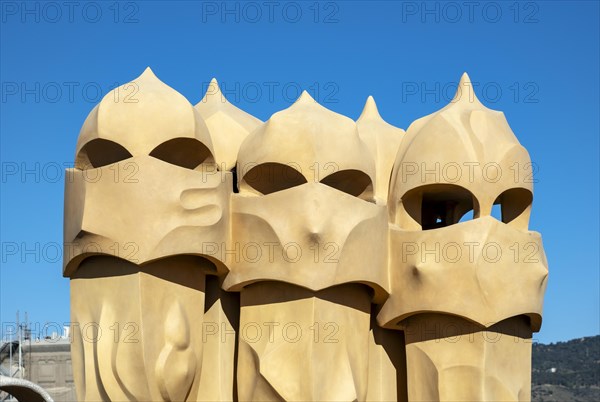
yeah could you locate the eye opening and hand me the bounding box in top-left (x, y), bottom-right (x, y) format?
top-left (320, 169), bottom-right (373, 200)
top-left (149, 138), bottom-right (214, 170)
top-left (402, 184), bottom-right (477, 230)
top-left (75, 139), bottom-right (132, 169)
top-left (240, 162), bottom-right (307, 195)
top-left (494, 188), bottom-right (533, 224)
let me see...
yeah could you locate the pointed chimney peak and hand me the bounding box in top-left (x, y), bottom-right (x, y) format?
top-left (451, 72), bottom-right (482, 106)
top-left (201, 77), bottom-right (228, 104)
top-left (295, 90), bottom-right (316, 104)
top-left (358, 96), bottom-right (382, 121)
top-left (142, 66), bottom-right (155, 76)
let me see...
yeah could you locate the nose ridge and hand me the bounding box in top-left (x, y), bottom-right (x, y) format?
top-left (299, 183), bottom-right (334, 244)
top-left (307, 231), bottom-right (322, 246)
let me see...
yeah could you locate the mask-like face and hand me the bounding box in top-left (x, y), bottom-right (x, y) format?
top-left (379, 73), bottom-right (548, 332)
top-left (223, 91), bottom-right (388, 300)
top-left (63, 68), bottom-right (231, 276)
top-left (380, 216), bottom-right (547, 329)
top-left (225, 181), bottom-right (388, 294)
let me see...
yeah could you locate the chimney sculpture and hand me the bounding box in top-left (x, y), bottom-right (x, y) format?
top-left (64, 69), bottom-right (547, 402)
top-left (379, 73), bottom-right (548, 401)
top-left (223, 91), bottom-right (389, 401)
top-left (64, 69), bottom-right (234, 401)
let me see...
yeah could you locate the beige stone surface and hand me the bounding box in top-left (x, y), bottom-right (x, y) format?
top-left (224, 182), bottom-right (389, 300)
top-left (75, 68), bottom-right (214, 169)
top-left (195, 79), bottom-right (262, 171)
top-left (63, 155), bottom-right (231, 276)
top-left (236, 91), bottom-right (376, 198)
top-left (236, 282), bottom-right (372, 402)
top-left (70, 256), bottom-right (210, 402)
top-left (378, 215), bottom-right (547, 331)
top-left (64, 69), bottom-right (547, 402)
top-left (402, 314), bottom-right (533, 401)
top-left (225, 91), bottom-right (388, 299)
top-left (388, 73), bottom-right (535, 231)
top-left (357, 96), bottom-right (405, 204)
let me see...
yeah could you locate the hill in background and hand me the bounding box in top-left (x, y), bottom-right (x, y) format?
top-left (532, 335), bottom-right (600, 402)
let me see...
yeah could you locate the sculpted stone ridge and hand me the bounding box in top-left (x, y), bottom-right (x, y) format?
top-left (63, 68), bottom-right (547, 402)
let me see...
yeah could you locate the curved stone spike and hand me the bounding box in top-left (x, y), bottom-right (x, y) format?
top-left (357, 96), bottom-right (405, 204)
top-left (197, 78), bottom-right (224, 107)
top-left (140, 66), bottom-right (157, 78)
top-left (358, 95), bottom-right (381, 120)
top-left (288, 90), bottom-right (337, 113)
top-left (295, 90), bottom-right (315, 104)
top-left (451, 72), bottom-right (484, 106)
top-left (195, 78), bottom-right (262, 171)
top-left (406, 72), bottom-right (490, 138)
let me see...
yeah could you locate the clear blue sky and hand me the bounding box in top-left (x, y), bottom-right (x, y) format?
top-left (1, 1), bottom-right (598, 344)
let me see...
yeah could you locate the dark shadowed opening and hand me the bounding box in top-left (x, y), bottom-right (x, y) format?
top-left (494, 188), bottom-right (533, 223)
top-left (150, 138), bottom-right (213, 170)
top-left (403, 184), bottom-right (477, 230)
top-left (75, 139), bottom-right (132, 169)
top-left (320, 169), bottom-right (373, 199)
top-left (241, 162), bottom-right (307, 194)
